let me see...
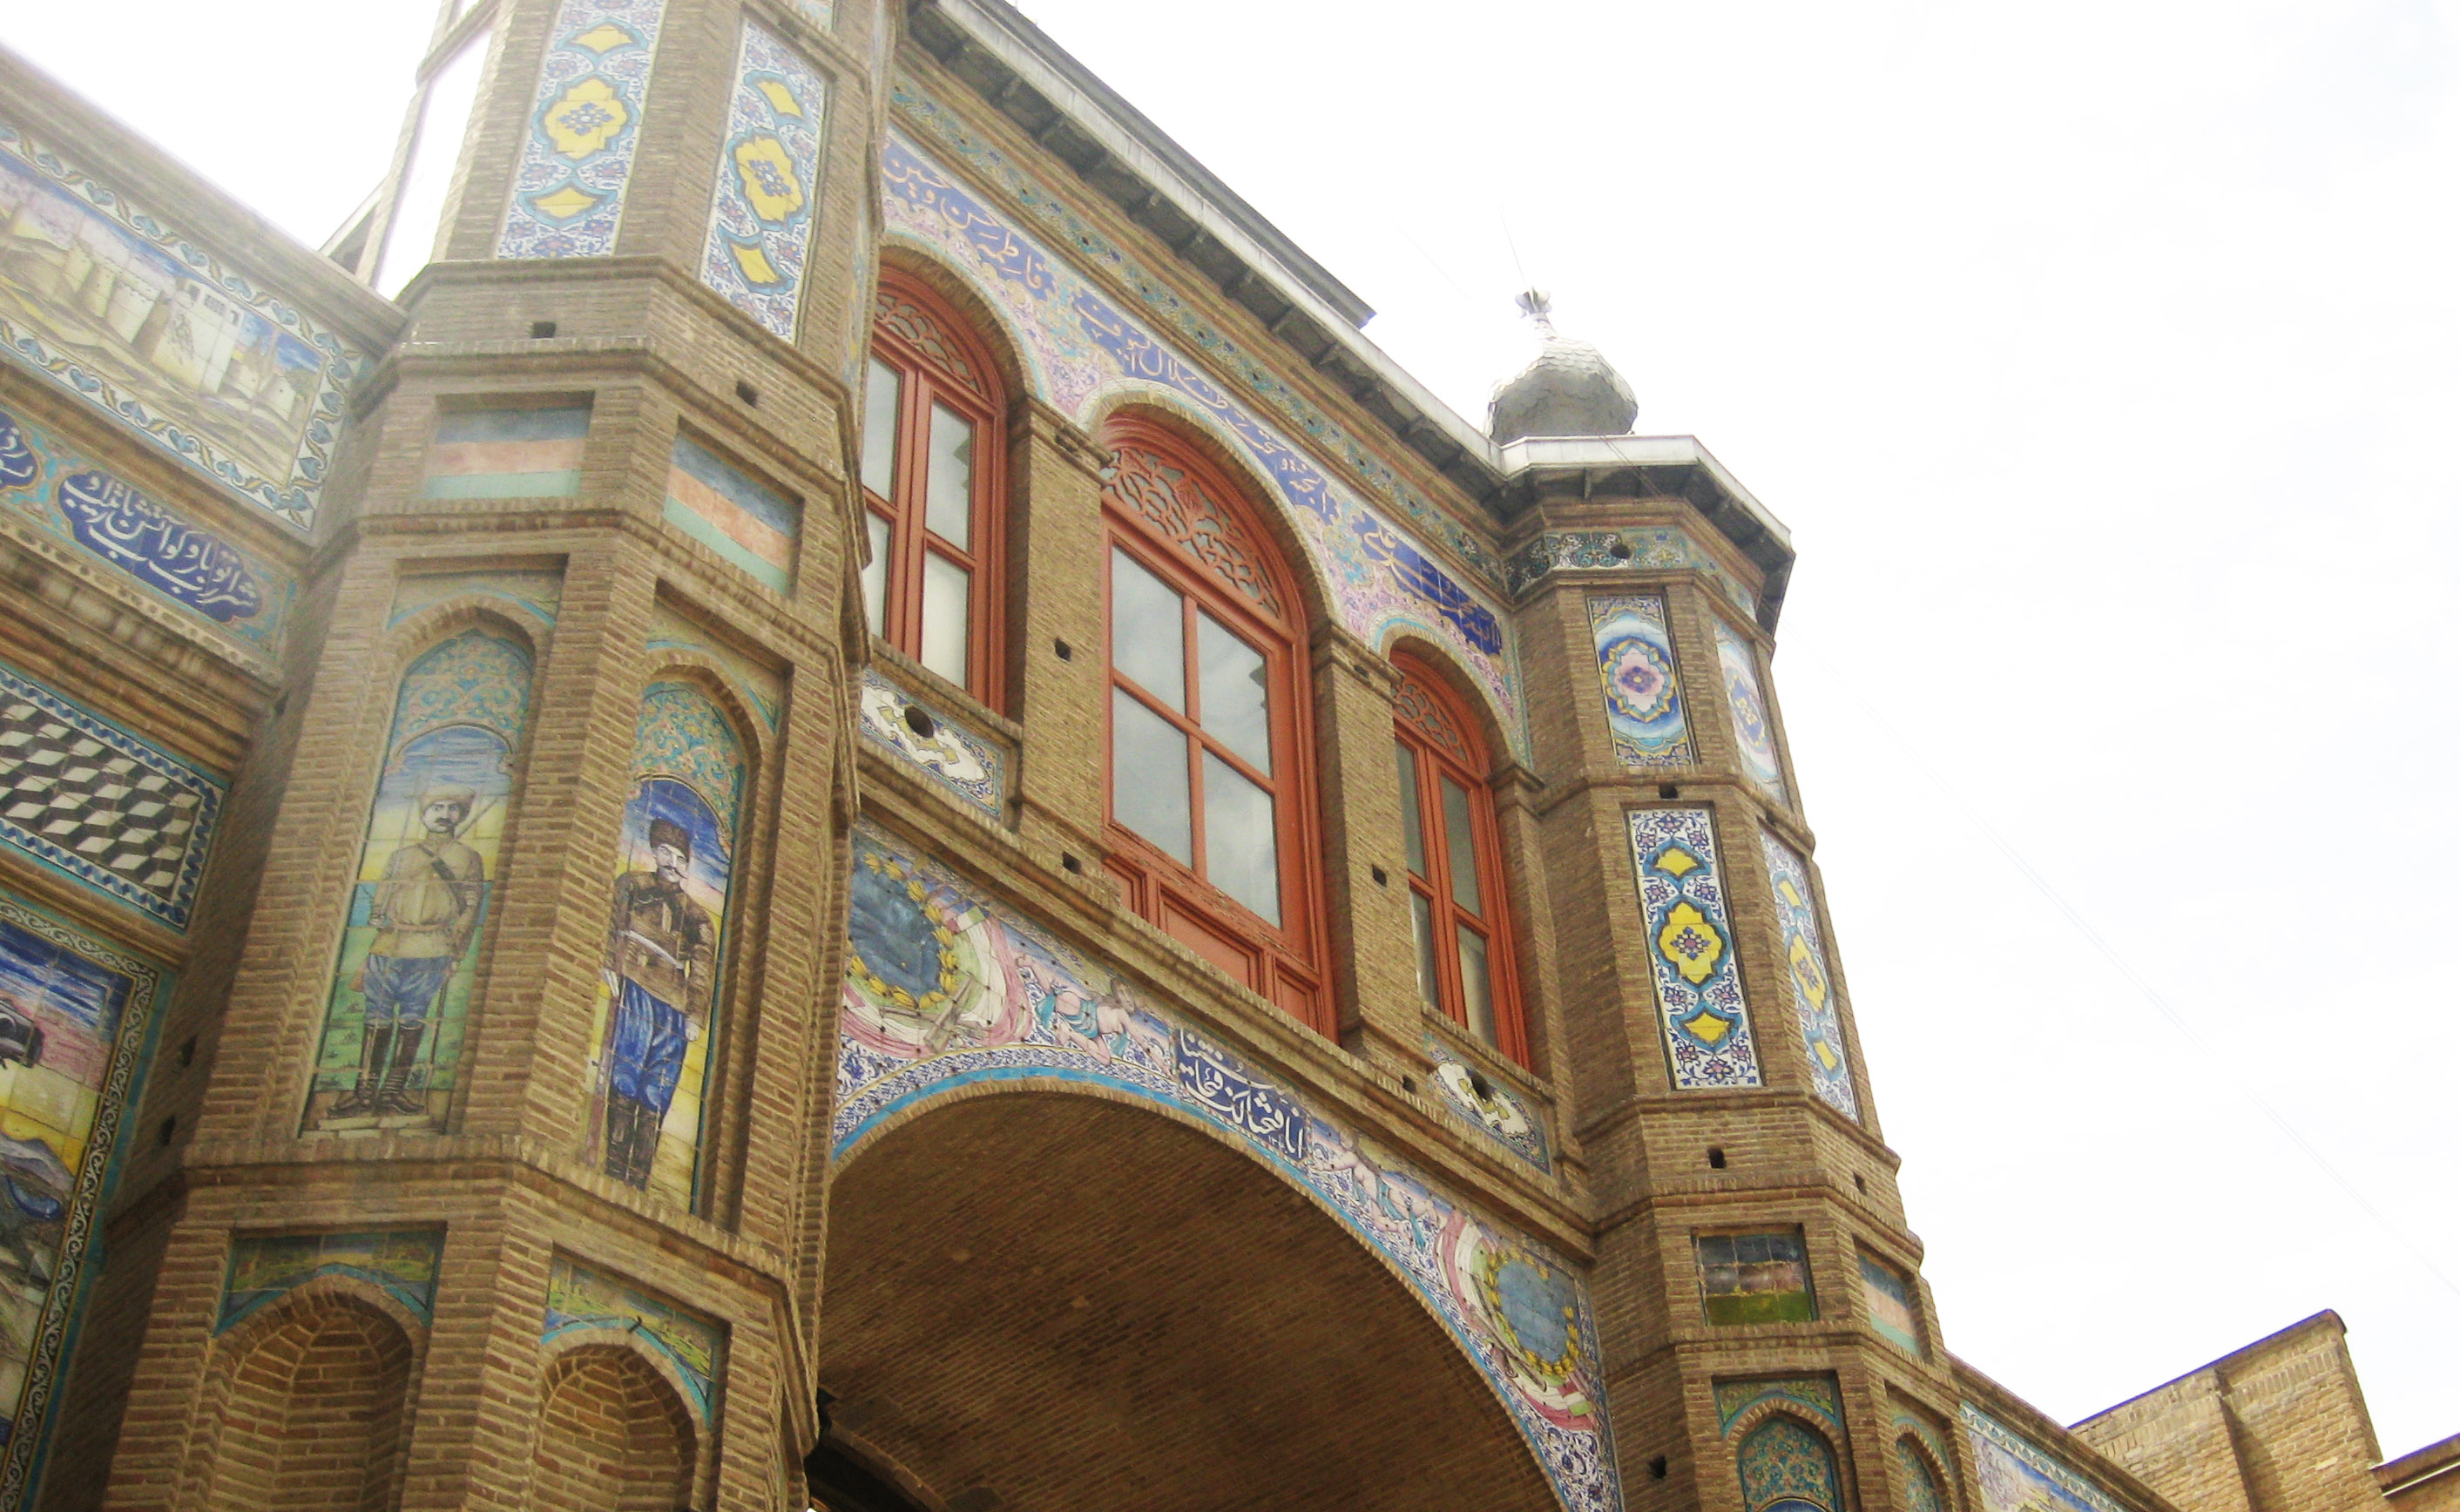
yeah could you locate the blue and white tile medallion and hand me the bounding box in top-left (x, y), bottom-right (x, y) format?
top-left (1757, 831), bottom-right (1856, 1119)
top-left (1625, 807), bottom-right (1760, 1090)
top-left (1712, 619), bottom-right (1787, 805)
top-left (497, 0), bottom-right (668, 259)
top-left (1586, 594), bottom-right (1692, 771)
top-left (698, 22), bottom-right (828, 341)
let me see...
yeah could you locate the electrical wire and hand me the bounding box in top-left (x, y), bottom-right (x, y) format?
top-left (1795, 639), bottom-right (2460, 1304)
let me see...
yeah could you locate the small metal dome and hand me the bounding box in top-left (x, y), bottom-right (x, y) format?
top-left (1487, 291), bottom-right (1638, 445)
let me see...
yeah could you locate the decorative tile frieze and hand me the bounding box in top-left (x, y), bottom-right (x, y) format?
top-left (1423, 1033), bottom-right (1551, 1172)
top-left (1505, 528), bottom-right (1758, 618)
top-left (1964, 1404), bottom-right (2125, 1512)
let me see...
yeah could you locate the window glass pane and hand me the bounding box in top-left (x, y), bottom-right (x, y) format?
top-left (924, 402), bottom-right (974, 548)
top-left (920, 551), bottom-right (970, 686)
top-left (1202, 751), bottom-right (1281, 926)
top-left (1410, 890), bottom-right (1441, 1013)
top-left (1457, 925), bottom-right (1497, 1046)
top-left (1196, 612), bottom-right (1272, 773)
top-left (1441, 776), bottom-right (1483, 916)
top-left (862, 511), bottom-right (889, 638)
top-left (861, 359), bottom-right (901, 499)
top-left (1110, 548), bottom-right (1185, 712)
top-left (1396, 742), bottom-right (1427, 878)
top-left (1112, 688), bottom-right (1192, 864)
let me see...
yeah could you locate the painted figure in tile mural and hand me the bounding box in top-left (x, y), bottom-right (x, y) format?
top-left (598, 812), bottom-right (717, 1187)
top-left (585, 683), bottom-right (741, 1205)
top-left (332, 783), bottom-right (483, 1116)
top-left (306, 629), bottom-right (532, 1133)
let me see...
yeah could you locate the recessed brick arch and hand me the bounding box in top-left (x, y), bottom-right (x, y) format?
top-left (532, 1341), bottom-right (696, 1512)
top-left (199, 1290), bottom-right (416, 1512)
top-left (819, 1085), bottom-right (1562, 1512)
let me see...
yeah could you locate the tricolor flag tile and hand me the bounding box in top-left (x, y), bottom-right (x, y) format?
top-left (423, 406), bottom-right (591, 499)
top-left (665, 433), bottom-right (799, 592)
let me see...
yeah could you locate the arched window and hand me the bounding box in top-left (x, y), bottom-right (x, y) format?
top-left (1392, 658), bottom-right (1527, 1063)
top-left (1896, 1436), bottom-right (1949, 1512)
top-left (860, 270), bottom-right (1005, 705)
top-left (1099, 416), bottom-right (1327, 1032)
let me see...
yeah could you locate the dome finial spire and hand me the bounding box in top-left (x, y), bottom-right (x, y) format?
top-left (1515, 287), bottom-right (1557, 334)
top-left (1488, 292), bottom-right (1638, 444)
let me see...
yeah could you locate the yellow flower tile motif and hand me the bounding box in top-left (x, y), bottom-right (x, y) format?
top-left (544, 77), bottom-right (631, 159)
top-left (699, 21), bottom-right (828, 340)
top-left (498, 0), bottom-right (667, 260)
top-left (731, 135), bottom-right (806, 222)
top-left (1627, 807), bottom-right (1761, 1089)
top-left (1761, 829), bottom-right (1858, 1117)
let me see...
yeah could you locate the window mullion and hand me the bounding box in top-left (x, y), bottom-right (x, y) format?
top-left (1183, 594), bottom-right (1207, 881)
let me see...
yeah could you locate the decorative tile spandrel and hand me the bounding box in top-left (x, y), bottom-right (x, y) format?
top-left (0, 123), bottom-right (361, 531)
top-left (219, 1230), bottom-right (445, 1332)
top-left (837, 827), bottom-right (1621, 1512)
top-left (698, 23), bottom-right (827, 341)
top-left (0, 405), bottom-right (293, 658)
top-left (1713, 619), bottom-right (1788, 805)
top-left (544, 1256), bottom-right (725, 1425)
top-left (1625, 807), bottom-right (1761, 1089)
top-left (0, 893), bottom-right (166, 1506)
top-left (1586, 594), bottom-right (1692, 770)
top-left (0, 659), bottom-right (223, 929)
top-left (1758, 831), bottom-right (1857, 1119)
top-left (497, 0), bottom-right (666, 259)
top-left (1422, 1033), bottom-right (1551, 1173)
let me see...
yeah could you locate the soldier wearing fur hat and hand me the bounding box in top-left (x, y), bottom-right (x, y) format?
top-left (598, 815), bottom-right (715, 1187)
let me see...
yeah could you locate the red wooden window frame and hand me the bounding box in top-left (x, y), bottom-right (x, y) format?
top-left (1392, 656), bottom-right (1529, 1064)
top-left (1098, 415), bottom-right (1331, 1036)
top-left (861, 269), bottom-right (1007, 710)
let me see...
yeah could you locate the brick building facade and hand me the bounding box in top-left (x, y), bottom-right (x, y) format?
top-left (0, 2), bottom-right (2441, 1509)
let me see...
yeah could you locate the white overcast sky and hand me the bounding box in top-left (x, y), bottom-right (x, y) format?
top-left (8, 0), bottom-right (2455, 1457)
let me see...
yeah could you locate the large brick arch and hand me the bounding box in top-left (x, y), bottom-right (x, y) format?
top-left (821, 1085), bottom-right (1563, 1512)
top-left (531, 1342), bottom-right (696, 1512)
top-left (197, 1290), bottom-right (416, 1512)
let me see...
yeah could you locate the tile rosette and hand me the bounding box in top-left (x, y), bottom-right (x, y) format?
top-left (698, 22), bottom-right (828, 341)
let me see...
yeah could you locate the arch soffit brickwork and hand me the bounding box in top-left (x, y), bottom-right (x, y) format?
top-left (833, 1078), bottom-right (1580, 1511)
top-left (186, 1279), bottom-right (424, 1507)
top-left (833, 821), bottom-right (1620, 1512)
top-left (537, 1326), bottom-right (707, 1437)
